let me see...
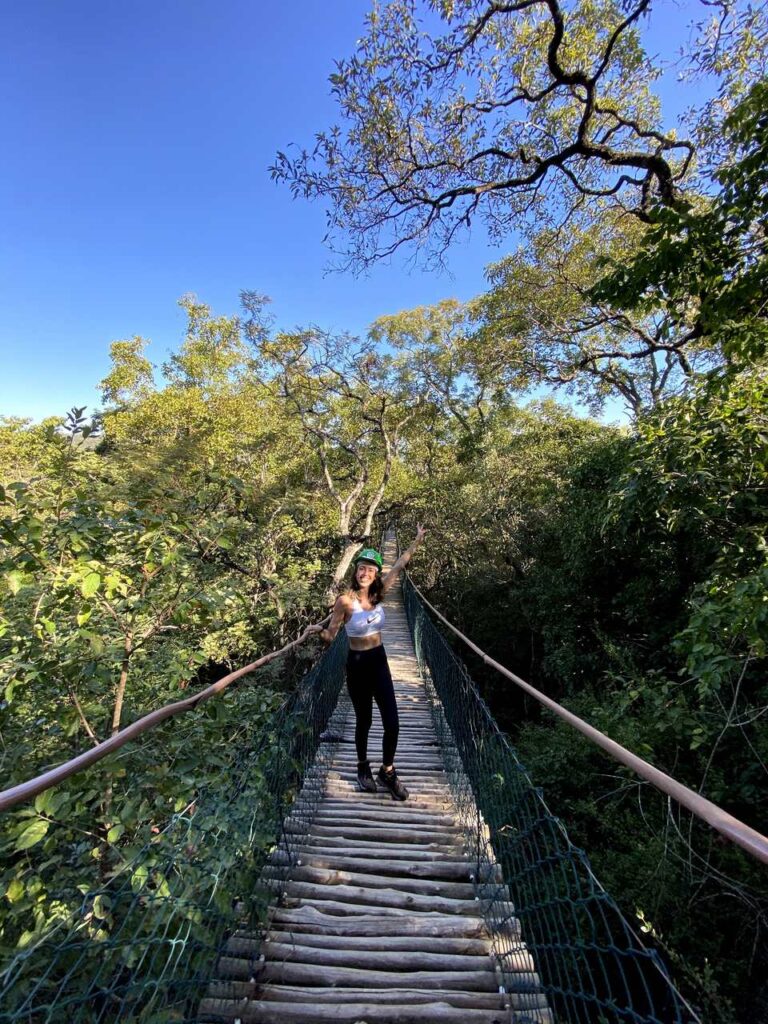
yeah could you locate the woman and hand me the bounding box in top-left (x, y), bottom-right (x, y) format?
top-left (319, 526), bottom-right (426, 800)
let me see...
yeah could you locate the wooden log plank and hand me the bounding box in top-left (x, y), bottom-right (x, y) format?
top-left (250, 941), bottom-right (494, 973)
top-left (291, 854), bottom-right (477, 880)
top-left (318, 780), bottom-right (452, 792)
top-left (197, 997), bottom-right (525, 1023)
top-left (294, 852), bottom-right (502, 885)
top-left (292, 840), bottom-right (468, 859)
top-left (325, 770), bottom-right (449, 782)
top-left (301, 786), bottom-right (454, 801)
top-left (257, 932), bottom-right (492, 955)
top-left (298, 789), bottom-right (451, 802)
top-left (291, 796), bottom-right (456, 812)
top-left (278, 896), bottom-right (435, 917)
top-left (284, 834), bottom-right (466, 854)
top-left (280, 879), bottom-right (486, 914)
top-left (284, 822), bottom-right (462, 845)
top-left (289, 807), bottom-right (463, 826)
top-left (269, 902), bottom-right (521, 938)
top-left (332, 742), bottom-right (441, 749)
top-left (311, 807), bottom-right (458, 826)
top-left (266, 907), bottom-right (491, 937)
top-left (318, 787), bottom-right (455, 799)
top-left (331, 742), bottom-right (441, 749)
top-left (321, 860), bottom-right (497, 887)
top-left (262, 864), bottom-right (476, 898)
top-left (332, 751), bottom-right (443, 759)
top-left (204, 981), bottom-right (511, 1008)
top-left (301, 822), bottom-right (462, 840)
top-left (305, 815), bottom-right (461, 831)
top-left (323, 789), bottom-right (457, 803)
top-left (297, 779), bottom-right (446, 791)
top-left (220, 959), bottom-right (500, 991)
top-left (261, 867), bottom-right (474, 898)
top-left (300, 816), bottom-right (463, 835)
top-left (318, 762), bottom-right (445, 772)
top-left (234, 940), bottom-right (536, 980)
top-left (333, 736), bottom-right (440, 743)
top-left (332, 761), bottom-right (446, 771)
top-left (335, 720), bottom-right (438, 727)
top-left (346, 733), bottom-right (436, 740)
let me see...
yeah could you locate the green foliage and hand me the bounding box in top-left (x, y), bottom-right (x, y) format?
top-left (609, 367), bottom-right (768, 709)
top-left (0, 304), bottom-right (355, 999)
top-left (593, 81), bottom-right (768, 366)
top-left (3, 71), bottom-right (768, 1013)
top-left (100, 337), bottom-right (155, 407)
top-left (473, 215), bottom-right (723, 417)
top-left (401, 367), bottom-right (768, 1019)
top-left (273, 0), bottom-right (691, 267)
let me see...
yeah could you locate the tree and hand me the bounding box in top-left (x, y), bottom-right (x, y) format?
top-left (473, 214), bottom-right (723, 416)
top-left (100, 337), bottom-right (154, 407)
top-left (98, 297), bottom-right (338, 642)
top-left (0, 417), bottom-right (61, 483)
top-left (163, 294), bottom-right (255, 392)
top-left (368, 213), bottom-right (724, 419)
top-left (369, 299), bottom-right (500, 437)
top-left (395, 380), bottom-right (768, 1021)
top-left (273, 0), bottom-right (693, 268)
top-left (680, 1), bottom-right (768, 178)
top-left (259, 328), bottom-right (425, 595)
top-left (593, 80), bottom-right (768, 366)
top-left (607, 364), bottom-right (768, 711)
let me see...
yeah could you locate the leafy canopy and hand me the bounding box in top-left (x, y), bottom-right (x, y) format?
top-left (273, 0), bottom-right (691, 268)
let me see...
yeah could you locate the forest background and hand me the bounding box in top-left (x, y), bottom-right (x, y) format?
top-left (1, 2), bottom-right (768, 1021)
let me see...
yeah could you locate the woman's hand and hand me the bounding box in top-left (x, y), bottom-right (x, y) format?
top-left (415, 523), bottom-right (427, 544)
top-left (311, 624), bottom-right (334, 645)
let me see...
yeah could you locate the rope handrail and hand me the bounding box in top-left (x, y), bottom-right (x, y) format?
top-left (407, 573), bottom-right (768, 867)
top-left (0, 614), bottom-right (330, 814)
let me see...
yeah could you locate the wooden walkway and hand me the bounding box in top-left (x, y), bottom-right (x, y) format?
top-left (200, 544), bottom-right (550, 1024)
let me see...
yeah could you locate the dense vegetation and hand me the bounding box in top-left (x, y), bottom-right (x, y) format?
top-left (2, 2), bottom-right (767, 1020)
top-left (398, 370), bottom-right (767, 1021)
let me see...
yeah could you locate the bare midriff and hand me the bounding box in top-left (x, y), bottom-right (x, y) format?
top-left (348, 632), bottom-right (383, 651)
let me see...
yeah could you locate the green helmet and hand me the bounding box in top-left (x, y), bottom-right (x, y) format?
top-left (354, 547), bottom-right (383, 570)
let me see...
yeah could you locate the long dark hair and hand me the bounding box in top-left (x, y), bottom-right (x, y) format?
top-left (348, 564), bottom-right (384, 606)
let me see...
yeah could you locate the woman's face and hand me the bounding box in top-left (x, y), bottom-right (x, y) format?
top-left (355, 560), bottom-right (378, 587)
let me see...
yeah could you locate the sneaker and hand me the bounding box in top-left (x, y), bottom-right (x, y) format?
top-left (377, 765), bottom-right (409, 801)
top-left (356, 760), bottom-right (377, 794)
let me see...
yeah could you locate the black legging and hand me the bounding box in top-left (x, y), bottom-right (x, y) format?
top-left (346, 645), bottom-right (399, 765)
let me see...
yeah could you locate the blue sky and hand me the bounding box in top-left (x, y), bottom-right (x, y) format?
top-left (1, 1), bottom-right (706, 421)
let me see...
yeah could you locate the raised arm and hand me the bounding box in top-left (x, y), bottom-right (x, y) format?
top-left (319, 594), bottom-right (351, 644)
top-left (381, 524), bottom-right (427, 594)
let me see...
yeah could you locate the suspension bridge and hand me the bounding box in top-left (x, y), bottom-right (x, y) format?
top-left (1, 535), bottom-right (765, 1022)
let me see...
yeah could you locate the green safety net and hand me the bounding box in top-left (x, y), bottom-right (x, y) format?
top-left (0, 633), bottom-right (348, 1023)
top-left (401, 573), bottom-right (700, 1024)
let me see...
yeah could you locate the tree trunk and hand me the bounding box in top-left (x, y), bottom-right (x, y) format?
top-left (111, 633), bottom-right (133, 736)
top-left (326, 538), bottom-right (363, 604)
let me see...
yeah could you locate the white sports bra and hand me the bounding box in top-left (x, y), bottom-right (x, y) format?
top-left (345, 596), bottom-right (386, 638)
